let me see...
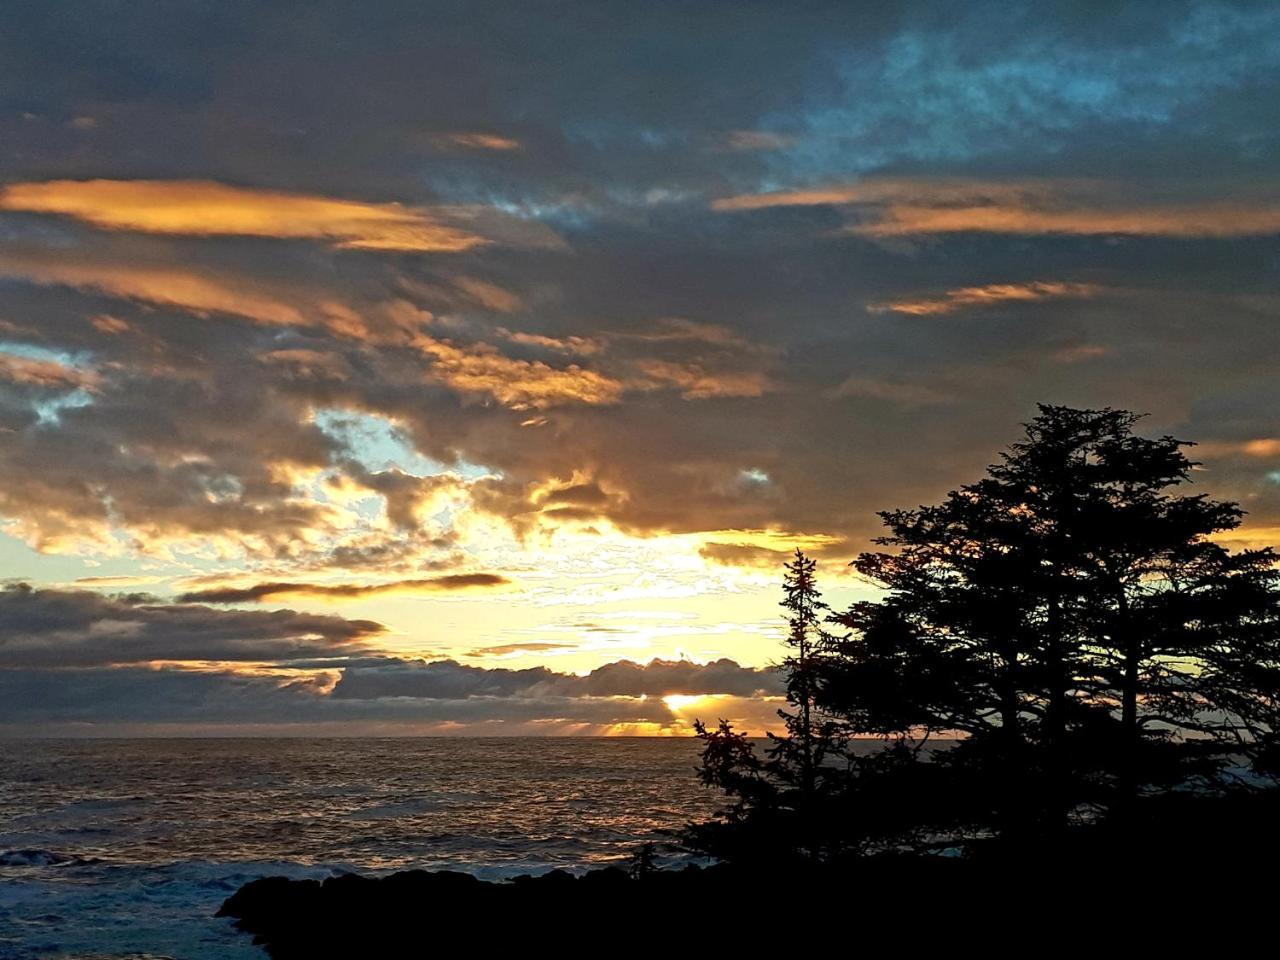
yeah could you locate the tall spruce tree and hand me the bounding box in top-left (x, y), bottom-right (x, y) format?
top-left (685, 551), bottom-right (852, 862)
top-left (770, 550), bottom-right (841, 804)
top-left (987, 406), bottom-right (1251, 809)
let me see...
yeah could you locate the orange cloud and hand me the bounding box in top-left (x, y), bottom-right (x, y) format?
top-left (1196, 438), bottom-right (1280, 459)
top-left (0, 179), bottom-right (488, 252)
top-left (0, 352), bottom-right (99, 391)
top-left (415, 335), bottom-right (625, 408)
top-left (868, 281), bottom-right (1102, 316)
top-left (452, 276), bottom-right (524, 313)
top-left (431, 132), bottom-right (523, 151)
top-left (0, 251), bottom-right (398, 341)
top-left (633, 359), bottom-right (771, 399)
top-left (856, 203), bottom-right (1280, 238)
top-left (0, 252), bottom-right (316, 327)
top-left (495, 329), bottom-right (603, 356)
top-left (90, 314), bottom-right (132, 334)
top-left (714, 178), bottom-right (1280, 237)
top-left (1212, 525), bottom-right (1280, 552)
top-left (1243, 439), bottom-right (1280, 457)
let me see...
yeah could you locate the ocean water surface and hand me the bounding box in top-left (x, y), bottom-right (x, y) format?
top-left (0, 738), bottom-right (719, 958)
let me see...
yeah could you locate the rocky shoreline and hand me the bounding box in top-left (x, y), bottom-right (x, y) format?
top-left (218, 794), bottom-right (1280, 957)
top-left (217, 859), bottom-right (977, 955)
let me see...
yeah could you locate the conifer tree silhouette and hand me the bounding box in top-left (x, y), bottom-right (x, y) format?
top-left (835, 405), bottom-right (1280, 830)
top-left (687, 404), bottom-right (1280, 862)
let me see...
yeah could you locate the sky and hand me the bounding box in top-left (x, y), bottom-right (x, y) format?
top-left (2, 0), bottom-right (1279, 735)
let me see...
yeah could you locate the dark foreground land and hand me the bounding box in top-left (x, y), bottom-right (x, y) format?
top-left (219, 859), bottom-right (983, 956)
top-left (219, 793), bottom-right (1280, 956)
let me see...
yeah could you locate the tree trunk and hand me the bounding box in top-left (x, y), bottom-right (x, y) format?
top-left (1044, 586), bottom-right (1069, 836)
top-left (1117, 586), bottom-right (1139, 816)
top-left (998, 645), bottom-right (1024, 839)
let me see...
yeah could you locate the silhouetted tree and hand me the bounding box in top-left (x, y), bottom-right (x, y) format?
top-left (684, 552), bottom-right (855, 863)
top-left (835, 485), bottom-right (1063, 837)
top-left (686, 405), bottom-right (1280, 864)
top-left (629, 842), bottom-right (658, 879)
top-left (770, 551), bottom-right (845, 814)
top-left (833, 405), bottom-right (1280, 833)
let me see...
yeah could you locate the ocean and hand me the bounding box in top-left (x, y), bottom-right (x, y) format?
top-left (0, 738), bottom-right (720, 959)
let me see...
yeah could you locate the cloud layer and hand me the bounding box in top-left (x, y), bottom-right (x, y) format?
top-left (0, 583), bottom-right (383, 667)
top-left (2, 0), bottom-right (1279, 732)
top-left (0, 180), bottom-right (491, 251)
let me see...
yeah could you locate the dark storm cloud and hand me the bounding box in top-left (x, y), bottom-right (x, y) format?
top-left (0, 583), bottom-right (384, 667)
top-left (0, 0), bottom-right (1278, 571)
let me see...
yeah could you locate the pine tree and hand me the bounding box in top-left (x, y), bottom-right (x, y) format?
top-left (770, 551), bottom-right (840, 800)
top-left (685, 552), bottom-right (852, 862)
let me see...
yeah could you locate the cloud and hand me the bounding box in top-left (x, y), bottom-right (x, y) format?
top-left (74, 575), bottom-right (169, 587)
top-left (466, 642), bottom-right (578, 658)
top-left (414, 335), bottom-right (625, 408)
top-left (453, 277), bottom-right (524, 313)
top-left (1, 0), bottom-right (1279, 641)
top-left (633, 359), bottom-right (772, 399)
top-left (0, 654), bottom-right (780, 734)
top-left (329, 655), bottom-right (781, 701)
top-left (0, 583), bottom-right (384, 667)
top-left (0, 251), bottom-right (327, 328)
top-left (0, 350), bottom-right (100, 390)
top-left (430, 132), bottom-right (523, 152)
top-left (0, 179), bottom-right (488, 252)
top-left (825, 375), bottom-right (953, 408)
top-left (179, 573), bottom-right (511, 604)
top-left (0, 660), bottom-right (785, 735)
top-left (856, 202), bottom-right (1280, 238)
top-left (714, 178), bottom-right (1280, 237)
top-left (1196, 438), bottom-right (1280, 459)
top-left (867, 281), bottom-right (1102, 316)
top-left (715, 130), bottom-right (794, 152)
top-left (698, 541), bottom-right (794, 568)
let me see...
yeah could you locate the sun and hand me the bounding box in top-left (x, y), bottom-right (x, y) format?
top-left (662, 694), bottom-right (707, 711)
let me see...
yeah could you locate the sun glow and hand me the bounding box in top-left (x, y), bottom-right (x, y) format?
top-left (662, 693), bottom-right (710, 711)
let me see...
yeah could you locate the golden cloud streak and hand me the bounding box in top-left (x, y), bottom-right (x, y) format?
top-left (415, 336), bottom-right (625, 408)
top-left (0, 352), bottom-right (99, 390)
top-left (855, 203), bottom-right (1280, 238)
top-left (633, 359), bottom-right (771, 399)
top-left (868, 281), bottom-right (1102, 316)
top-left (431, 132), bottom-right (523, 151)
top-left (0, 253), bottom-right (324, 328)
top-left (1212, 525), bottom-right (1280, 552)
top-left (1195, 439), bottom-right (1280, 459)
top-left (0, 179), bottom-right (488, 252)
top-left (714, 178), bottom-right (1280, 237)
